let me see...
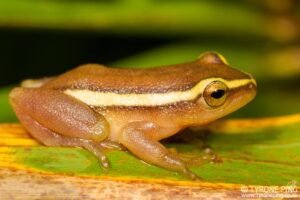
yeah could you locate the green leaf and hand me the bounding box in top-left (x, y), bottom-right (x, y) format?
top-left (1, 116), bottom-right (300, 186)
top-left (0, 1), bottom-right (265, 38)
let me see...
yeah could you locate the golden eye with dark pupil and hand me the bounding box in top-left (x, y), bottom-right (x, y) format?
top-left (203, 81), bottom-right (228, 107)
top-left (211, 89), bottom-right (225, 99)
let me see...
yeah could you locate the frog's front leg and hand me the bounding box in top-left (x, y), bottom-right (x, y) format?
top-left (119, 122), bottom-right (200, 180)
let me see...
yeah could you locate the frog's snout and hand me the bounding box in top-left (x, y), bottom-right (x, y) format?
top-left (222, 77), bottom-right (257, 118)
top-left (240, 78), bottom-right (257, 108)
top-left (247, 74), bottom-right (257, 98)
top-left (241, 71), bottom-right (257, 100)
top-left (247, 81), bottom-right (257, 101)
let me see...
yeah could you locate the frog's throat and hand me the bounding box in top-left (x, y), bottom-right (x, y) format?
top-left (64, 78), bottom-right (256, 107)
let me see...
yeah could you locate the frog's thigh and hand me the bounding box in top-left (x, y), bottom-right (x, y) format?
top-left (119, 122), bottom-right (199, 180)
top-left (10, 87), bottom-right (109, 142)
top-left (12, 107), bottom-right (109, 168)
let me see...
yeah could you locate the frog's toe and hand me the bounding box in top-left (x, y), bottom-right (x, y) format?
top-left (100, 155), bottom-right (110, 169)
top-left (81, 140), bottom-right (111, 169)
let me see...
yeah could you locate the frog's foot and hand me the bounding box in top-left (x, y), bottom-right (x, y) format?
top-left (173, 128), bottom-right (222, 164)
top-left (202, 147), bottom-right (222, 163)
top-left (167, 149), bottom-right (220, 168)
top-left (119, 122), bottom-right (201, 180)
top-left (181, 153), bottom-right (222, 166)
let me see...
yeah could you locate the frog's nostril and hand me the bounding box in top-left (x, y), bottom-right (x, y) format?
top-left (248, 83), bottom-right (255, 89)
top-left (247, 82), bottom-right (257, 99)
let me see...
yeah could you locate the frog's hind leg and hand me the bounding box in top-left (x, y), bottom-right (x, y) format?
top-left (12, 106), bottom-right (110, 168)
top-left (10, 87), bottom-right (110, 143)
top-left (9, 87), bottom-right (120, 168)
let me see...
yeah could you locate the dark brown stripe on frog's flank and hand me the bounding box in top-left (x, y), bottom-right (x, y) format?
top-left (42, 59), bottom-right (250, 94)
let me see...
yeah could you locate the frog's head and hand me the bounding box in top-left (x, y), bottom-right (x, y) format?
top-left (185, 52), bottom-right (257, 125)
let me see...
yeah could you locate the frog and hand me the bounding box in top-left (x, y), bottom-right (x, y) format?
top-left (9, 52), bottom-right (257, 180)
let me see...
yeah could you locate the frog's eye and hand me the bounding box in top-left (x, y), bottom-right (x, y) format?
top-left (203, 81), bottom-right (228, 107)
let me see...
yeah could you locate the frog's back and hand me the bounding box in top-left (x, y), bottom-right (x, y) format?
top-left (43, 57), bottom-right (248, 93)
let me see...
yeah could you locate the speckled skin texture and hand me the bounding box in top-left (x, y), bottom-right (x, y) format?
top-left (42, 55), bottom-right (249, 93)
top-left (9, 52), bottom-right (257, 179)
